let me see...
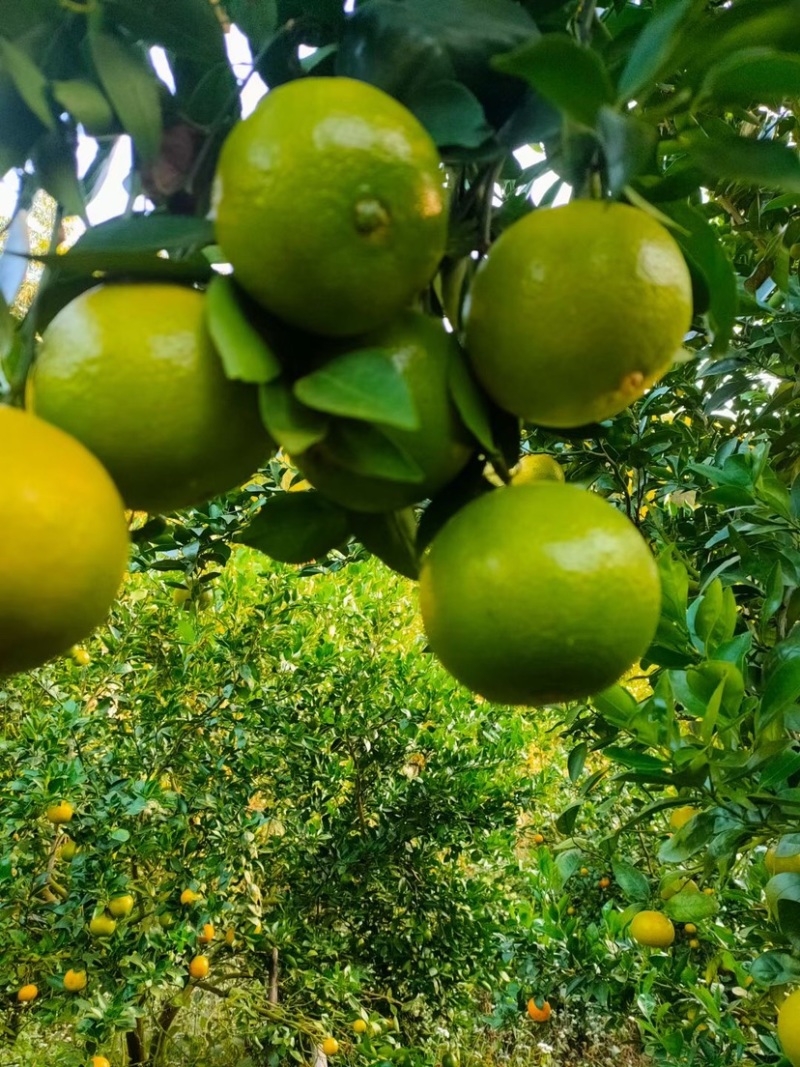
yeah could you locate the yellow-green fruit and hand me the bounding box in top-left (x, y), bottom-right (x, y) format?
top-left (63, 968), bottom-right (87, 993)
top-left (59, 839), bottom-right (77, 862)
top-left (419, 483), bottom-right (660, 706)
top-left (71, 647), bottom-right (91, 667)
top-left (630, 910), bottom-right (675, 948)
top-left (89, 914), bottom-right (117, 938)
top-left (46, 801), bottom-right (74, 825)
top-left (464, 201), bottom-right (692, 427)
top-left (511, 454), bottom-right (565, 484)
top-left (669, 805), bottom-right (699, 831)
top-left (28, 284), bottom-right (274, 513)
top-left (108, 894), bottom-right (134, 918)
top-left (0, 407), bottom-right (129, 677)
top-left (353, 1019), bottom-right (368, 1034)
top-left (767, 843), bottom-right (800, 876)
top-left (294, 312), bottom-right (475, 512)
top-left (779, 988), bottom-right (800, 1066)
top-left (213, 77), bottom-right (448, 337)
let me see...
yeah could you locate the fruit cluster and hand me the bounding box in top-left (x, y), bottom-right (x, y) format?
top-left (2, 75), bottom-right (692, 705)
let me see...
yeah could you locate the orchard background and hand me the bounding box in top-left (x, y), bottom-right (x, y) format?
top-left (1, 1), bottom-right (800, 1066)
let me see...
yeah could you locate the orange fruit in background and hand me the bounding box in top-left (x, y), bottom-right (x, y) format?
top-left (294, 312), bottom-right (475, 512)
top-left (464, 200), bottom-right (692, 428)
top-left (180, 888), bottom-right (202, 906)
top-left (419, 483), bottom-right (660, 706)
top-left (630, 910), bottom-right (675, 948)
top-left (213, 77), bottom-right (448, 337)
top-left (28, 284), bottom-right (274, 514)
top-left (527, 998), bottom-right (552, 1022)
top-left (0, 407), bottom-right (129, 677)
top-left (189, 955), bottom-right (210, 980)
top-left (46, 801), bottom-right (74, 824)
top-left (92, 1057), bottom-right (111, 1067)
top-left (598, 877), bottom-right (611, 889)
top-left (64, 968), bottom-right (87, 992)
top-left (199, 923), bottom-right (215, 944)
top-left (322, 1037), bottom-right (339, 1056)
top-left (17, 983), bottom-right (38, 1003)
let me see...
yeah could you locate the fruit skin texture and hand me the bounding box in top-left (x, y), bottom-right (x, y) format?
top-left (108, 894), bottom-right (134, 918)
top-left (63, 968), bottom-right (87, 992)
top-left (17, 983), bottom-right (38, 1003)
top-left (47, 801), bottom-right (74, 825)
top-left (213, 77), bottom-right (448, 337)
top-left (778, 988), bottom-right (800, 1067)
top-left (89, 915), bottom-right (117, 938)
top-left (464, 200), bottom-right (692, 428)
top-left (669, 805), bottom-right (699, 831)
top-left (189, 955), bottom-right (210, 980)
top-left (0, 408), bottom-right (129, 677)
top-left (630, 910), bottom-right (675, 948)
top-left (767, 842), bottom-right (800, 875)
top-left (295, 312), bottom-right (475, 512)
top-left (28, 284), bottom-right (274, 514)
top-left (322, 1037), bottom-right (339, 1056)
top-left (527, 999), bottom-right (552, 1022)
top-left (419, 483), bottom-right (661, 706)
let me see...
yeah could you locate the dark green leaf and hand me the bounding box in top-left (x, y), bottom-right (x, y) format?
top-left (760, 660), bottom-right (800, 728)
top-left (349, 509), bottom-right (420, 580)
top-left (52, 80), bottom-right (115, 136)
top-left (406, 80), bottom-right (494, 149)
top-left (26, 250), bottom-right (213, 284)
top-left (616, 0), bottom-right (697, 103)
top-left (567, 742), bottom-right (588, 783)
top-left (766, 873), bottom-right (800, 942)
top-left (493, 34), bottom-right (613, 127)
top-left (612, 859), bottom-right (650, 902)
top-left (205, 275), bottom-right (282, 385)
top-left (89, 30), bottom-right (163, 163)
top-left (596, 106), bottom-right (657, 197)
top-left (0, 37), bottom-right (54, 130)
top-left (228, 0), bottom-right (278, 52)
top-left (688, 136), bottom-right (800, 195)
top-left (259, 379), bottom-right (329, 456)
top-left (324, 421), bottom-right (425, 484)
top-left (663, 890), bottom-right (717, 923)
top-left (699, 48), bottom-right (800, 107)
top-left (33, 131), bottom-right (85, 218)
top-left (104, 0), bottom-right (227, 58)
top-left (239, 491), bottom-right (350, 564)
top-left (751, 951), bottom-right (800, 987)
top-left (294, 350), bottom-right (420, 430)
top-left (76, 214), bottom-right (215, 254)
top-left (0, 292), bottom-right (13, 363)
top-left (447, 345), bottom-right (498, 457)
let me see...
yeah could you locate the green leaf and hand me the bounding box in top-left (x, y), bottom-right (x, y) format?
top-left (0, 37), bottom-right (54, 130)
top-left (760, 659), bottom-right (800, 728)
top-left (0, 291), bottom-right (13, 364)
top-left (660, 201), bottom-right (737, 354)
top-left (89, 29), bottom-right (163, 163)
top-left (323, 421), bottom-right (425, 484)
top-left (258, 379), bottom-right (329, 456)
top-left (688, 136), bottom-right (800, 196)
top-left (406, 80), bottom-right (494, 150)
top-left (52, 80), bottom-right (115, 137)
top-left (616, 0), bottom-right (697, 103)
top-left (446, 344), bottom-right (498, 457)
top-left (657, 550), bottom-right (689, 626)
top-left (554, 847), bottom-right (583, 885)
top-left (751, 951), bottom-right (800, 988)
top-left (699, 47), bottom-right (800, 107)
top-left (33, 132), bottom-right (85, 219)
top-left (205, 275), bottom-right (282, 386)
top-left (612, 859), bottom-right (650, 902)
top-left (294, 350), bottom-right (420, 430)
top-left (228, 0), bottom-right (279, 51)
top-left (567, 742), bottom-right (588, 783)
top-left (76, 214), bottom-right (215, 255)
top-left (27, 250), bottom-right (213, 284)
top-left (765, 873), bottom-right (800, 942)
top-left (104, 0), bottom-right (227, 58)
top-left (349, 509), bottom-right (420, 580)
top-left (493, 34), bottom-right (613, 127)
top-left (663, 890), bottom-right (717, 923)
top-left (596, 107), bottom-right (657, 198)
top-left (239, 491), bottom-right (350, 565)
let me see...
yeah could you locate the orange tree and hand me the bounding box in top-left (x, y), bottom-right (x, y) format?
top-left (1, 0), bottom-right (800, 1064)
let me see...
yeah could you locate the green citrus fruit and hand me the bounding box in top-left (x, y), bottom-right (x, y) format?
top-left (108, 894), bottom-right (134, 918)
top-left (511, 454), bottom-right (565, 484)
top-left (27, 284), bottom-right (274, 513)
top-left (418, 483), bottom-right (660, 705)
top-left (0, 407), bottom-right (129, 676)
top-left (464, 200), bottom-right (692, 427)
top-left (779, 988), bottom-right (800, 1067)
top-left (630, 910), bottom-right (675, 948)
top-left (767, 841), bottom-right (800, 876)
top-left (294, 311), bottom-right (475, 512)
top-left (89, 914), bottom-right (117, 938)
top-left (213, 77), bottom-right (448, 336)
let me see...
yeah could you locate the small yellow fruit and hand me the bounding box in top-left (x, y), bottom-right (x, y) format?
top-left (64, 968), bottom-right (87, 992)
top-left (669, 805), bottom-right (699, 831)
top-left (172, 587), bottom-right (191, 606)
top-left (533, 833), bottom-right (545, 845)
top-left (47, 801), bottom-right (74, 824)
top-left (71, 647), bottom-right (91, 667)
top-left (322, 1037), bottom-right (339, 1056)
top-left (511, 454), bottom-right (565, 485)
top-left (17, 983), bottom-right (38, 1003)
top-left (689, 938), bottom-right (700, 949)
top-left (630, 910), bottom-right (675, 948)
top-left (198, 923), bottom-right (215, 944)
top-left (598, 877), bottom-right (611, 889)
top-left (108, 894), bottom-right (134, 918)
top-left (778, 988), bottom-right (800, 1066)
top-left (92, 1057), bottom-right (111, 1067)
top-left (767, 842), bottom-right (800, 876)
top-left (580, 867), bottom-right (590, 876)
top-left (189, 955), bottom-right (210, 980)
top-left (684, 923), bottom-right (697, 935)
top-left (703, 887), bottom-right (715, 895)
top-left (89, 914), bottom-right (117, 938)
top-left (225, 927), bottom-right (235, 946)
top-left (567, 906), bottom-right (576, 916)
top-left (353, 1019), bottom-right (368, 1034)
top-left (180, 888), bottom-right (201, 906)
